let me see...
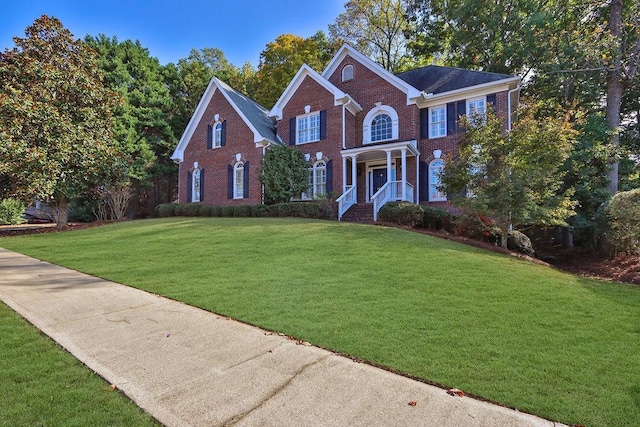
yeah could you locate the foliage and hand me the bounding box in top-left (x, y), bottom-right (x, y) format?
top-left (330, 0), bottom-right (415, 72)
top-left (0, 16), bottom-right (123, 228)
top-left (605, 188), bottom-right (640, 254)
top-left (440, 102), bottom-right (575, 248)
top-left (155, 203), bottom-right (179, 218)
top-left (259, 144), bottom-right (309, 205)
top-left (378, 201), bottom-right (424, 226)
top-left (252, 33), bottom-right (338, 108)
top-left (154, 201), bottom-right (333, 220)
top-left (4, 218), bottom-right (640, 427)
top-left (420, 206), bottom-right (455, 231)
top-left (0, 198), bottom-right (26, 225)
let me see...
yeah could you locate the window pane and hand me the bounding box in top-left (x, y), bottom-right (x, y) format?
top-left (235, 166), bottom-right (244, 198)
top-left (429, 160), bottom-right (445, 201)
top-left (371, 114), bottom-right (392, 142)
top-left (429, 107), bottom-right (446, 138)
top-left (214, 123), bottom-right (222, 146)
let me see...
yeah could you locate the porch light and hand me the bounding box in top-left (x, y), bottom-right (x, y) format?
top-left (316, 151), bottom-right (323, 160)
top-left (433, 149), bottom-right (442, 159)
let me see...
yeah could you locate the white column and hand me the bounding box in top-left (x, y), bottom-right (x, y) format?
top-left (342, 157), bottom-right (347, 193)
top-left (386, 150), bottom-right (392, 184)
top-left (351, 155), bottom-right (357, 203)
top-left (401, 149), bottom-right (407, 201)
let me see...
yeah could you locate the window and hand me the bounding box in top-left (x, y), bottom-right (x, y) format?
top-left (363, 106), bottom-right (398, 144)
top-left (297, 112), bottom-right (320, 144)
top-left (192, 169), bottom-right (201, 202)
top-left (371, 114), bottom-right (393, 142)
top-left (214, 122), bottom-right (222, 147)
top-left (429, 106), bottom-right (446, 138)
top-left (342, 64), bottom-right (354, 82)
top-left (303, 160), bottom-right (327, 199)
top-left (429, 159), bottom-right (446, 201)
top-left (234, 162), bottom-right (244, 199)
top-left (467, 97), bottom-right (486, 121)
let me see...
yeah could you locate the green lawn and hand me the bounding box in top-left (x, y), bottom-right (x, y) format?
top-left (2, 217), bottom-right (639, 426)
top-left (0, 301), bottom-right (159, 426)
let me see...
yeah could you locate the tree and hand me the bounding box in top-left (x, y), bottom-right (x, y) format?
top-left (259, 144), bottom-right (308, 205)
top-left (330, 0), bottom-right (413, 71)
top-left (439, 103), bottom-right (575, 248)
top-left (0, 15), bottom-right (122, 228)
top-left (253, 33), bottom-right (337, 108)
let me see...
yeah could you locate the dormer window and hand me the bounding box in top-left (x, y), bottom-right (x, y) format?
top-left (341, 64), bottom-right (354, 82)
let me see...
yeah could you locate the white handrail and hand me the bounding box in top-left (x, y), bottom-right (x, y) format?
top-left (336, 185), bottom-right (356, 220)
top-left (372, 180), bottom-right (415, 221)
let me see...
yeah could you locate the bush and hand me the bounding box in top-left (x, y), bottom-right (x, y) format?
top-left (199, 206), bottom-right (213, 217)
top-left (234, 205), bottom-right (252, 217)
top-left (378, 202), bottom-right (424, 226)
top-left (503, 230), bottom-right (535, 257)
top-left (180, 203), bottom-right (202, 217)
top-left (605, 188), bottom-right (640, 255)
top-left (0, 198), bottom-right (26, 225)
top-left (210, 206), bottom-right (222, 217)
top-left (251, 204), bottom-right (269, 217)
top-left (220, 206), bottom-right (235, 217)
top-left (155, 203), bottom-right (178, 217)
top-left (421, 206), bottom-right (455, 231)
top-left (454, 213), bottom-right (495, 240)
top-left (267, 201), bottom-right (333, 220)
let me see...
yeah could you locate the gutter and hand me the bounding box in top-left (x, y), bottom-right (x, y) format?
top-left (342, 99), bottom-right (352, 150)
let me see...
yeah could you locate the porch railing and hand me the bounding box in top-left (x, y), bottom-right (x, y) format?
top-left (372, 180), bottom-right (415, 221)
top-left (336, 185), bottom-right (356, 221)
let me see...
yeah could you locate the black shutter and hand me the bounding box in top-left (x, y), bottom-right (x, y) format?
top-left (446, 102), bottom-right (456, 135)
top-left (199, 169), bottom-right (205, 202)
top-left (320, 110), bottom-right (327, 140)
top-left (487, 93), bottom-right (497, 112)
top-left (227, 164), bottom-right (233, 199)
top-left (420, 108), bottom-right (429, 139)
top-left (207, 125), bottom-right (213, 149)
top-left (457, 100), bottom-right (467, 133)
top-left (187, 171), bottom-right (192, 203)
top-left (243, 161), bottom-right (250, 198)
top-left (419, 161), bottom-right (429, 202)
top-left (221, 120), bottom-right (227, 146)
top-left (289, 117), bottom-right (296, 145)
top-left (326, 160), bottom-right (333, 195)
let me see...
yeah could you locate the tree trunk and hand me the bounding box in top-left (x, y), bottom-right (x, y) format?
top-left (605, 0), bottom-right (624, 194)
top-left (56, 196), bottom-right (69, 229)
top-left (501, 229), bottom-right (509, 250)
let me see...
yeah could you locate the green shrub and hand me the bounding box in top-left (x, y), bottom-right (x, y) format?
top-left (220, 206), bottom-right (235, 217)
top-left (68, 197), bottom-right (97, 222)
top-left (180, 203), bottom-right (202, 217)
top-left (234, 205), bottom-right (252, 217)
top-left (378, 202), bottom-right (424, 226)
top-left (155, 203), bottom-right (179, 217)
top-left (210, 206), bottom-right (222, 217)
top-left (421, 206), bottom-right (455, 231)
top-left (251, 204), bottom-right (269, 217)
top-left (199, 206), bottom-right (213, 217)
top-left (0, 198), bottom-right (26, 225)
top-left (605, 188), bottom-right (640, 254)
top-left (266, 202), bottom-right (333, 220)
top-left (454, 213), bottom-right (495, 240)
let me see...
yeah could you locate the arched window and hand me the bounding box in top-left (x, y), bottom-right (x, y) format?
top-left (303, 160), bottom-right (327, 199)
top-left (234, 162), bottom-right (244, 199)
top-left (192, 168), bottom-right (201, 202)
top-left (429, 159), bottom-right (446, 202)
top-left (341, 64), bottom-right (354, 82)
top-left (362, 106), bottom-right (398, 144)
top-left (214, 122), bottom-right (223, 147)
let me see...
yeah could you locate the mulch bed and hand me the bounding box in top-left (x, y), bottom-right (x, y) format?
top-left (2, 220), bottom-right (638, 286)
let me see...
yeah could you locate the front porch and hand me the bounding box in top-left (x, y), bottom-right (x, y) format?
top-left (336, 140), bottom-right (420, 222)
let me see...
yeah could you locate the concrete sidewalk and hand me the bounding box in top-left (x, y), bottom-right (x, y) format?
top-left (0, 248), bottom-right (563, 427)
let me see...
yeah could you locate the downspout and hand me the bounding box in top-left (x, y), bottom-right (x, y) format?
top-left (507, 85), bottom-right (521, 131)
top-left (342, 99), bottom-right (352, 150)
top-left (416, 153), bottom-right (420, 204)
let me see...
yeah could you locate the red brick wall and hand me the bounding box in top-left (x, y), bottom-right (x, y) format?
top-left (179, 88), bottom-right (264, 206)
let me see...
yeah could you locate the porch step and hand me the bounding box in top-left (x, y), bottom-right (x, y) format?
top-left (341, 203), bottom-right (374, 224)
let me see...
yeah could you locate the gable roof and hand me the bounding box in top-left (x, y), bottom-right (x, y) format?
top-left (322, 44), bottom-right (422, 105)
top-left (171, 77), bottom-right (276, 162)
top-left (269, 63), bottom-right (362, 120)
top-left (396, 65), bottom-right (517, 95)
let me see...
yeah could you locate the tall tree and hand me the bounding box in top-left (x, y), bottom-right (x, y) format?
top-left (0, 16), bottom-right (122, 228)
top-left (330, 0), bottom-right (413, 71)
top-left (439, 104), bottom-right (575, 248)
top-left (253, 33), bottom-right (337, 108)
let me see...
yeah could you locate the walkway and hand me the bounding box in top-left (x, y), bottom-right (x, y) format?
top-left (0, 248), bottom-right (563, 426)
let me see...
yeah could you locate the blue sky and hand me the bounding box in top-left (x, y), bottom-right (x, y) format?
top-left (2, 0), bottom-right (345, 67)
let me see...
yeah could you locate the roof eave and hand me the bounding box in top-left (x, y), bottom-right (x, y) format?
top-left (413, 76), bottom-right (521, 107)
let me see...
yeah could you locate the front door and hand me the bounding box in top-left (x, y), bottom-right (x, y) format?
top-left (370, 168), bottom-right (387, 199)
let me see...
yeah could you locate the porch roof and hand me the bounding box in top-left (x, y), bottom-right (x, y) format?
top-left (341, 140), bottom-right (419, 162)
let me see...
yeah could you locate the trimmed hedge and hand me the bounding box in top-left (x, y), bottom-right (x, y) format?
top-left (605, 188), bottom-right (640, 255)
top-left (378, 202), bottom-right (424, 227)
top-left (420, 206), bottom-right (455, 231)
top-left (155, 201), bottom-right (334, 221)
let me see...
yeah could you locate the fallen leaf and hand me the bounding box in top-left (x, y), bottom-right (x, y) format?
top-left (447, 388), bottom-right (466, 397)
top-left (110, 384), bottom-right (117, 390)
top-left (408, 401), bottom-right (417, 406)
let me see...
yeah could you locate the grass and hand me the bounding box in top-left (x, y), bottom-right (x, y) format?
top-left (2, 217), bottom-right (639, 426)
top-left (0, 301), bottom-right (159, 426)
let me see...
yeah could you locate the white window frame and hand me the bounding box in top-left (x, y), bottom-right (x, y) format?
top-left (362, 105), bottom-right (399, 144)
top-left (297, 112), bottom-right (320, 144)
top-left (213, 121), bottom-right (223, 148)
top-left (192, 168), bottom-right (201, 203)
top-left (342, 64), bottom-right (354, 82)
top-left (429, 105), bottom-right (446, 138)
top-left (302, 160), bottom-right (327, 199)
top-left (428, 159), bottom-right (446, 202)
top-left (467, 97), bottom-right (486, 120)
top-left (234, 162), bottom-right (244, 199)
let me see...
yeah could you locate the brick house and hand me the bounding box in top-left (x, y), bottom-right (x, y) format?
top-left (171, 44), bottom-right (520, 221)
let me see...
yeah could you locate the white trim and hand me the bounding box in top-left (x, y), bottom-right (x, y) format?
top-left (428, 159), bottom-right (447, 202)
top-left (341, 64), bottom-right (354, 82)
top-left (362, 105), bottom-right (399, 144)
top-left (415, 77), bottom-right (520, 108)
top-left (323, 44), bottom-right (422, 106)
top-left (366, 161), bottom-right (397, 202)
top-left (341, 140), bottom-right (419, 158)
top-left (171, 77), bottom-right (275, 162)
top-left (428, 105), bottom-right (446, 139)
top-left (213, 121), bottom-right (223, 148)
top-left (295, 111), bottom-right (321, 144)
top-left (233, 161), bottom-right (244, 199)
